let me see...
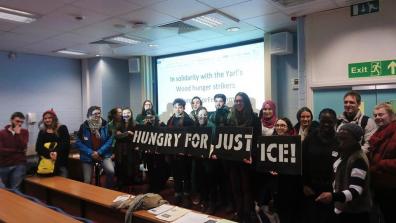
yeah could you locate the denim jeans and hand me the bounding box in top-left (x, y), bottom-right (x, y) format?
top-left (82, 158), bottom-right (114, 188)
top-left (0, 164), bottom-right (26, 190)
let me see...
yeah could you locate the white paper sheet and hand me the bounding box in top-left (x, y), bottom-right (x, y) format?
top-left (148, 204), bottom-right (175, 215)
top-left (155, 206), bottom-right (190, 222)
top-left (172, 212), bottom-right (211, 223)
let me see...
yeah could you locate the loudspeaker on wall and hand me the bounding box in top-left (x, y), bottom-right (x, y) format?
top-left (270, 32), bottom-right (293, 55)
top-left (128, 57), bottom-right (140, 73)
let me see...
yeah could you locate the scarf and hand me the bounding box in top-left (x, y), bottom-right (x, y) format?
top-left (261, 100), bottom-right (277, 128)
top-left (339, 110), bottom-right (362, 124)
top-left (88, 118), bottom-right (102, 138)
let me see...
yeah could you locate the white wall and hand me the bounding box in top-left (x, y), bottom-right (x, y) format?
top-left (305, 0), bottom-right (396, 107)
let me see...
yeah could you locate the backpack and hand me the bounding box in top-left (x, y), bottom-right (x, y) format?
top-left (124, 193), bottom-right (168, 223)
top-left (37, 142), bottom-right (57, 174)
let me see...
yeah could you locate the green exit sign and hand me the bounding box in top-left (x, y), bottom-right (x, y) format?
top-left (349, 60), bottom-right (396, 78)
top-left (351, 0), bottom-right (379, 16)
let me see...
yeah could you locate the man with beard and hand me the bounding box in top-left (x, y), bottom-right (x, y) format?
top-left (337, 91), bottom-right (376, 152)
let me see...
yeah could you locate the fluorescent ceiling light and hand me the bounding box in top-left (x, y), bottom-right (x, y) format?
top-left (55, 49), bottom-right (87, 56)
top-left (107, 35), bottom-right (141, 45)
top-left (182, 10), bottom-right (239, 28)
top-left (0, 6), bottom-right (38, 23)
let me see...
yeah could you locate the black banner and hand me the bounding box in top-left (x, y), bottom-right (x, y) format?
top-left (212, 127), bottom-right (253, 161)
top-left (256, 136), bottom-right (302, 175)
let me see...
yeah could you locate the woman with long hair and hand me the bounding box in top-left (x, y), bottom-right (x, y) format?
top-left (294, 107), bottom-right (319, 142)
top-left (114, 108), bottom-right (138, 189)
top-left (228, 92), bottom-right (261, 223)
top-left (36, 109), bottom-right (70, 177)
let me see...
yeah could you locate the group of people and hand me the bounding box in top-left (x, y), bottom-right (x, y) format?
top-left (0, 90), bottom-right (395, 223)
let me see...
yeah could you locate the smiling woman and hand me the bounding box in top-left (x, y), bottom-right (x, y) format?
top-left (369, 103), bottom-right (396, 223)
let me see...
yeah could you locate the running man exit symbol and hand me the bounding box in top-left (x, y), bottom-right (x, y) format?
top-left (371, 62), bottom-right (381, 75)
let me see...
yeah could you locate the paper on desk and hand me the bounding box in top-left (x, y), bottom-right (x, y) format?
top-left (112, 194), bottom-right (134, 203)
top-left (148, 204), bottom-right (174, 215)
top-left (155, 206), bottom-right (190, 222)
top-left (173, 212), bottom-right (210, 223)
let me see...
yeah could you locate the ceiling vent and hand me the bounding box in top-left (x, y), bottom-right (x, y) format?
top-left (270, 0), bottom-right (315, 7)
top-left (158, 21), bottom-right (200, 34)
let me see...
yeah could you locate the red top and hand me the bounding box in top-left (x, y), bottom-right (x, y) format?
top-left (91, 134), bottom-right (101, 151)
top-left (0, 125), bottom-right (29, 167)
top-left (369, 121), bottom-right (396, 188)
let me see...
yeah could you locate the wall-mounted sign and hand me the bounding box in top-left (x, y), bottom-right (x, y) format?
top-left (348, 59), bottom-right (396, 78)
top-left (351, 0), bottom-right (379, 16)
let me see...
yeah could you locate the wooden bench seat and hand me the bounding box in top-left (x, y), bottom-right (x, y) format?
top-left (0, 188), bottom-right (81, 223)
top-left (24, 176), bottom-right (126, 223)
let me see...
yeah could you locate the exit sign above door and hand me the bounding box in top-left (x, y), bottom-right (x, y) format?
top-left (349, 59), bottom-right (396, 78)
top-left (351, 0), bottom-right (379, 16)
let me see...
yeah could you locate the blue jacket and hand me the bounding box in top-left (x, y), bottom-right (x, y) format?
top-left (75, 119), bottom-right (113, 163)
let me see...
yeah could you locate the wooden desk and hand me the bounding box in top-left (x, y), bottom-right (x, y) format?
top-left (24, 176), bottom-right (127, 223)
top-left (0, 189), bottom-right (80, 223)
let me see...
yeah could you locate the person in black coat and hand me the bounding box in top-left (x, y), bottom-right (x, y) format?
top-left (36, 109), bottom-right (70, 177)
top-left (167, 98), bottom-right (195, 208)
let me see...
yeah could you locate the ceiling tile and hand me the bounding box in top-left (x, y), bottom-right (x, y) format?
top-left (221, 0), bottom-right (279, 20)
top-left (23, 38), bottom-right (81, 53)
top-left (273, 0), bottom-right (338, 16)
top-left (0, 21), bottom-right (21, 31)
top-left (196, 0), bottom-right (250, 8)
top-left (119, 8), bottom-right (178, 27)
top-left (211, 21), bottom-right (258, 36)
top-left (72, 18), bottom-right (127, 40)
top-left (149, 0), bottom-right (212, 19)
top-left (180, 29), bottom-right (224, 41)
top-left (244, 12), bottom-right (294, 32)
top-left (72, 0), bottom-right (142, 17)
top-left (0, 31), bottom-right (46, 44)
top-left (125, 0), bottom-right (167, 7)
top-left (11, 23), bottom-right (60, 39)
top-left (125, 27), bottom-right (177, 41)
top-left (150, 35), bottom-right (196, 47)
top-left (31, 5), bottom-right (110, 32)
top-left (0, 0), bottom-right (71, 15)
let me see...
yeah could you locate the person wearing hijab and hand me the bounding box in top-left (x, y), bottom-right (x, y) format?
top-left (259, 100), bottom-right (277, 136)
top-left (75, 106), bottom-right (114, 188)
top-left (35, 109), bottom-right (70, 177)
